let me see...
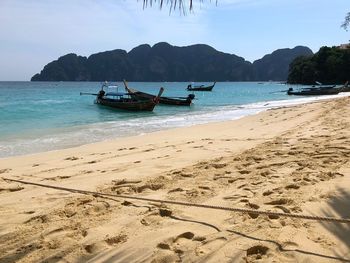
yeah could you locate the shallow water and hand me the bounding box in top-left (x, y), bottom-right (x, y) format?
top-left (0, 81), bottom-right (347, 157)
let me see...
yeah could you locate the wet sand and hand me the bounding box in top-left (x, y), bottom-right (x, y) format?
top-left (0, 96), bottom-right (349, 262)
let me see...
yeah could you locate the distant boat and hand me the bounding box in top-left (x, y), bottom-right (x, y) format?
top-left (187, 82), bottom-right (216, 91)
top-left (80, 82), bottom-right (163, 111)
top-left (123, 80), bottom-right (195, 106)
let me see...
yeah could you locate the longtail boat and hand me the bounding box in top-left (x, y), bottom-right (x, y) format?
top-left (287, 87), bottom-right (340, 96)
top-left (187, 82), bottom-right (216, 91)
top-left (80, 83), bottom-right (163, 111)
top-left (123, 80), bottom-right (195, 106)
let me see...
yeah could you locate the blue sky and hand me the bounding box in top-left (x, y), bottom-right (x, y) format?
top-left (0, 0), bottom-right (349, 80)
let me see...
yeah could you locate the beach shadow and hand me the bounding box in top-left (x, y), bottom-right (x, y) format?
top-left (226, 228), bottom-right (350, 262)
top-left (83, 247), bottom-right (152, 263)
top-left (0, 236), bottom-right (48, 263)
top-left (319, 187), bottom-right (350, 255)
top-left (75, 225), bottom-right (349, 263)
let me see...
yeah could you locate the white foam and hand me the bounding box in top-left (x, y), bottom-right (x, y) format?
top-left (1, 92), bottom-right (349, 158)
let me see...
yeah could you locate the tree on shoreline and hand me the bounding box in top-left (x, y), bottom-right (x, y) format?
top-left (288, 46), bottom-right (350, 85)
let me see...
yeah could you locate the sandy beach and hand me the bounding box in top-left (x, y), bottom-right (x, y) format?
top-left (0, 96), bottom-right (349, 262)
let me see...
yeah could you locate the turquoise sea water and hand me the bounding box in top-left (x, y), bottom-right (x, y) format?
top-left (0, 81), bottom-right (347, 158)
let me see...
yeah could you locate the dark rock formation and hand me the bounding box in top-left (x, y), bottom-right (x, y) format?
top-left (252, 46), bottom-right (313, 81)
top-left (31, 42), bottom-right (312, 81)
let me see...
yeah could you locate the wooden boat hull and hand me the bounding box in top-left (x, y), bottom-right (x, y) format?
top-left (96, 98), bottom-right (157, 111)
top-left (127, 88), bottom-right (194, 106)
top-left (187, 82), bottom-right (216, 91)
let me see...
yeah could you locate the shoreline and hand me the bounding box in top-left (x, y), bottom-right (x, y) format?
top-left (0, 94), bottom-right (337, 162)
top-left (1, 92), bottom-right (349, 159)
top-left (0, 96), bottom-right (349, 262)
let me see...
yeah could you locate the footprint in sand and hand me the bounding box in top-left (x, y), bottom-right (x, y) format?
top-left (168, 188), bottom-right (184, 193)
top-left (44, 175), bottom-right (71, 181)
top-left (193, 145), bottom-right (204, 149)
top-left (246, 202), bottom-right (260, 209)
top-left (237, 184), bottom-right (247, 189)
top-left (25, 214), bottom-right (49, 224)
top-left (87, 160), bottom-right (99, 164)
top-left (265, 198), bottom-right (291, 205)
top-left (156, 231), bottom-right (199, 257)
top-left (285, 183), bottom-right (300, 190)
top-left (105, 234), bottom-right (128, 246)
top-left (0, 184), bottom-right (24, 193)
top-left (58, 175), bottom-right (71, 180)
top-left (238, 170), bottom-right (251, 174)
top-left (64, 156), bottom-right (80, 161)
top-left (171, 170), bottom-right (193, 178)
top-left (246, 244), bottom-right (269, 259)
top-left (84, 242), bottom-right (108, 254)
top-left (174, 232), bottom-right (195, 242)
top-left (0, 168), bottom-right (12, 174)
top-left (262, 190), bottom-right (273, 196)
top-left (222, 193), bottom-right (249, 201)
top-left (117, 148), bottom-right (127, 151)
top-left (143, 148), bottom-right (154, 152)
top-left (80, 170), bottom-right (94, 174)
top-left (211, 163), bottom-right (227, 169)
top-left (139, 208), bottom-right (171, 226)
top-left (157, 154), bottom-right (170, 159)
top-left (132, 182), bottom-right (164, 193)
top-left (195, 236), bottom-right (228, 256)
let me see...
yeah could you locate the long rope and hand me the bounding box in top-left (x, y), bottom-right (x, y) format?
top-left (4, 178), bottom-right (350, 224)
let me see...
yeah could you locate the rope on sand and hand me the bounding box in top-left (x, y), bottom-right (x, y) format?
top-left (4, 178), bottom-right (350, 224)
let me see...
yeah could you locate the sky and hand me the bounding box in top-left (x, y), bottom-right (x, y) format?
top-left (0, 0), bottom-right (349, 81)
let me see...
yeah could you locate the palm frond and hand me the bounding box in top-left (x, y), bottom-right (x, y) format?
top-left (142, 0), bottom-right (216, 13)
top-left (341, 12), bottom-right (350, 31)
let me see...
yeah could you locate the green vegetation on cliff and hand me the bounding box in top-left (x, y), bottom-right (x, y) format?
top-left (288, 46), bottom-right (350, 84)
